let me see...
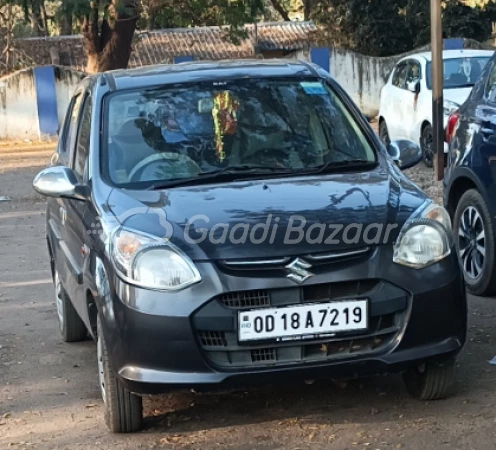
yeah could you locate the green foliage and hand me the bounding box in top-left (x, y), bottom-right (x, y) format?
top-left (312, 0), bottom-right (496, 57)
top-left (443, 0), bottom-right (496, 43)
top-left (312, 0), bottom-right (412, 56)
top-left (136, 0), bottom-right (265, 31)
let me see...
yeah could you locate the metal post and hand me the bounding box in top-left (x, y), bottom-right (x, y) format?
top-left (431, 0), bottom-right (444, 180)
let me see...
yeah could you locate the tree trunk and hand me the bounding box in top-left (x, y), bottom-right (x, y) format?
top-left (60, 15), bottom-right (73, 35)
top-left (5, 3), bottom-right (13, 69)
top-left (82, 0), bottom-right (139, 74)
top-left (303, 0), bottom-right (313, 21)
top-left (147, 0), bottom-right (160, 30)
top-left (30, 0), bottom-right (45, 36)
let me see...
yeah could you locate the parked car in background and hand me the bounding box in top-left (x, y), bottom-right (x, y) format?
top-left (379, 49), bottom-right (493, 167)
top-left (33, 60), bottom-right (466, 433)
top-left (445, 50), bottom-right (496, 296)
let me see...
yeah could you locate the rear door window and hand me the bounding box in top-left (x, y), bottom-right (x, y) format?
top-left (72, 94), bottom-right (92, 182)
top-left (59, 93), bottom-right (83, 164)
top-left (392, 63), bottom-right (408, 89)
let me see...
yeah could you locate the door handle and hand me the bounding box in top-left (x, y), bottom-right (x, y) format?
top-left (481, 127), bottom-right (494, 136)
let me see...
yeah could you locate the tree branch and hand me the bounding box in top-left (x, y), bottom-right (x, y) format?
top-left (268, 0), bottom-right (290, 21)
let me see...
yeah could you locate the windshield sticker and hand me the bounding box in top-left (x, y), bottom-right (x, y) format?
top-left (300, 82), bottom-right (326, 95)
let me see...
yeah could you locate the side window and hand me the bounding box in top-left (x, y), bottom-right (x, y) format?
top-left (392, 63), bottom-right (408, 89)
top-left (406, 62), bottom-right (421, 84)
top-left (486, 62), bottom-right (496, 103)
top-left (60, 93), bottom-right (83, 160)
top-left (73, 95), bottom-right (92, 181)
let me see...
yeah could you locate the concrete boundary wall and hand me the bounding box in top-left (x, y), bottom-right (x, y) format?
top-left (0, 66), bottom-right (83, 141)
top-left (306, 38), bottom-right (493, 119)
top-left (0, 38), bottom-right (493, 141)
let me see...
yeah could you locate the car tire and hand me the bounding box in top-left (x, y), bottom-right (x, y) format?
top-left (97, 316), bottom-right (143, 433)
top-left (403, 358), bottom-right (455, 401)
top-left (453, 189), bottom-right (496, 296)
top-left (54, 270), bottom-right (87, 342)
top-left (379, 120), bottom-right (390, 146)
top-left (421, 124), bottom-right (434, 168)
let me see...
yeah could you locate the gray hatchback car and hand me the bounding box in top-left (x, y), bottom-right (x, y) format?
top-left (33, 60), bottom-right (466, 433)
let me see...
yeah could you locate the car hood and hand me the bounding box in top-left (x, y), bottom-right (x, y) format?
top-left (443, 87), bottom-right (472, 106)
top-left (107, 161), bottom-right (427, 261)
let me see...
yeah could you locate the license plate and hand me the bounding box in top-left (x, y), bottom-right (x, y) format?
top-left (238, 300), bottom-right (368, 342)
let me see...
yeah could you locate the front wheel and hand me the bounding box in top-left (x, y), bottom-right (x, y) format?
top-left (453, 189), bottom-right (496, 296)
top-left (54, 270), bottom-right (87, 342)
top-left (421, 124), bottom-right (434, 168)
top-left (403, 358), bottom-right (456, 400)
top-left (97, 316), bottom-right (143, 433)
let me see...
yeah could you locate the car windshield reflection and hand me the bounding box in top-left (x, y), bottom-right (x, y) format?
top-left (426, 57), bottom-right (491, 89)
top-left (103, 79), bottom-right (376, 189)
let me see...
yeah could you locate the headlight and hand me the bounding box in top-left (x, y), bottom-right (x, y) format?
top-left (393, 201), bottom-right (452, 268)
top-left (421, 202), bottom-right (452, 232)
top-left (111, 228), bottom-right (201, 290)
top-left (443, 100), bottom-right (460, 117)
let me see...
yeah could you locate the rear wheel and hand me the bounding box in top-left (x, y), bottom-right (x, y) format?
top-left (379, 120), bottom-right (390, 146)
top-left (403, 358), bottom-right (456, 400)
top-left (97, 316), bottom-right (143, 433)
top-left (54, 270), bottom-right (87, 342)
top-left (453, 189), bottom-right (496, 296)
top-left (421, 124), bottom-right (434, 168)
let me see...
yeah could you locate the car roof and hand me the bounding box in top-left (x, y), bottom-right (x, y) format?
top-left (93, 59), bottom-right (322, 92)
top-left (403, 49), bottom-right (494, 63)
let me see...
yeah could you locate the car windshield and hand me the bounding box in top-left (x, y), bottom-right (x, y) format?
top-left (426, 57), bottom-right (490, 89)
top-left (103, 78), bottom-right (376, 189)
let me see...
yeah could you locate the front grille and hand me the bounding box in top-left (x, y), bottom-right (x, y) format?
top-left (194, 280), bottom-right (409, 370)
top-left (198, 331), bottom-right (227, 348)
top-left (251, 348), bottom-right (276, 363)
top-left (199, 311), bottom-right (402, 369)
top-left (219, 290), bottom-right (270, 309)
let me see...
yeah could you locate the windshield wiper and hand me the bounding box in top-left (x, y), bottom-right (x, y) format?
top-left (302, 159), bottom-right (376, 175)
top-left (147, 165), bottom-right (294, 189)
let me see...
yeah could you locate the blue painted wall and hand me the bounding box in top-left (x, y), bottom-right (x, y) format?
top-left (33, 66), bottom-right (59, 137)
top-left (443, 38), bottom-right (464, 50)
top-left (173, 56), bottom-right (194, 64)
top-left (310, 48), bottom-right (330, 73)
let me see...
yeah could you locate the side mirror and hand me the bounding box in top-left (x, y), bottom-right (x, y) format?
top-left (407, 80), bottom-right (420, 94)
top-left (33, 166), bottom-right (89, 201)
top-left (387, 140), bottom-right (422, 170)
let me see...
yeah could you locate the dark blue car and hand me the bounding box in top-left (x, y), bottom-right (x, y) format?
top-left (33, 60), bottom-right (466, 433)
top-left (444, 50), bottom-right (496, 296)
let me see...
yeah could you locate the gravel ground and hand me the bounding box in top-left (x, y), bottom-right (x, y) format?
top-left (404, 165), bottom-right (443, 206)
top-left (1, 146), bottom-right (495, 450)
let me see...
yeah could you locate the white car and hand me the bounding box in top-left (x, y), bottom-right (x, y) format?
top-left (379, 49), bottom-right (494, 167)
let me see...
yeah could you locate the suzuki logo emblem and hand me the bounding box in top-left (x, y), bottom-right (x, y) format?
top-left (285, 258), bottom-right (314, 284)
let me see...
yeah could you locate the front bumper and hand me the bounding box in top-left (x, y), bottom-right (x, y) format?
top-left (101, 246), bottom-right (467, 395)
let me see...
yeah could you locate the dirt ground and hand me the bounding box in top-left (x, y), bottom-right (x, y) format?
top-left (1, 146), bottom-right (496, 450)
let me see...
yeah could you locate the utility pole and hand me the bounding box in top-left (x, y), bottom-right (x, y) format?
top-left (430, 0), bottom-right (444, 181)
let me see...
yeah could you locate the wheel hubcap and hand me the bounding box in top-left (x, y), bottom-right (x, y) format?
top-left (422, 129), bottom-right (433, 162)
top-left (458, 206), bottom-right (486, 280)
top-left (54, 272), bottom-right (64, 332)
top-left (97, 335), bottom-right (106, 404)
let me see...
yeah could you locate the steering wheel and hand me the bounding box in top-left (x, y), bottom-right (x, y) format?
top-left (128, 153), bottom-right (201, 182)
